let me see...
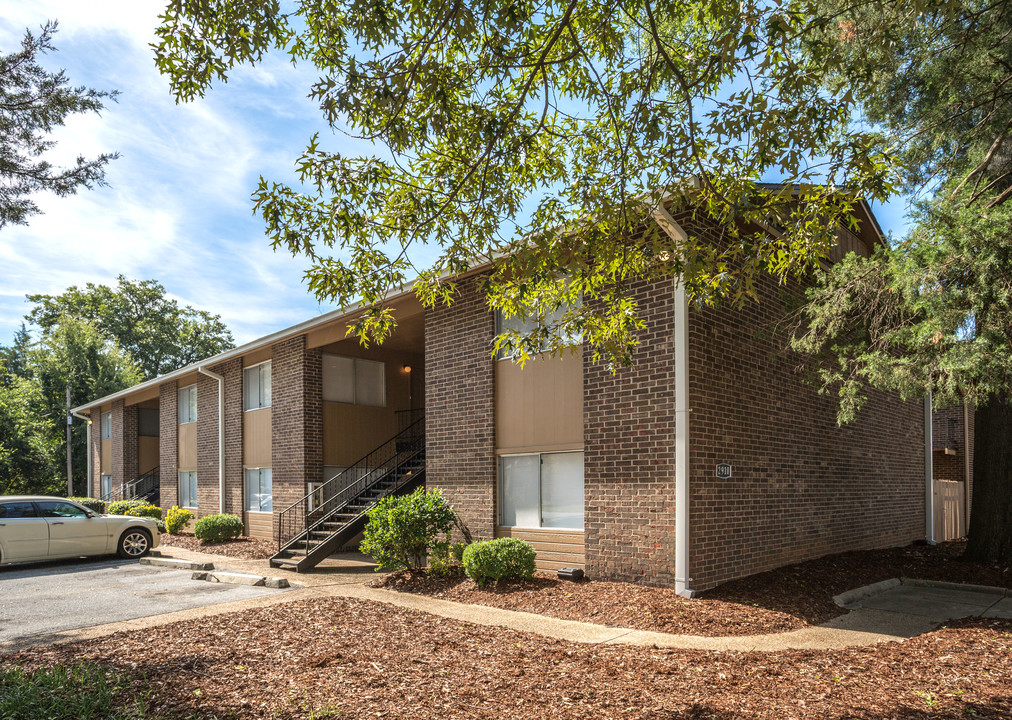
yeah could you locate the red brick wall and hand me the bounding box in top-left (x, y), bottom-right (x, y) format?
top-left (197, 372), bottom-right (221, 516)
top-left (584, 278), bottom-right (676, 585)
top-left (159, 382), bottom-right (178, 511)
top-left (424, 275), bottom-right (497, 540)
top-left (90, 413), bottom-right (102, 498)
top-left (221, 359), bottom-right (244, 515)
top-left (271, 336), bottom-right (323, 534)
top-left (933, 402), bottom-right (973, 520)
top-left (684, 223), bottom-right (926, 591)
top-left (109, 399), bottom-right (138, 489)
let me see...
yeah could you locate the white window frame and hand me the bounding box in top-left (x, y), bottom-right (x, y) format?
top-left (178, 385), bottom-right (198, 424)
top-left (243, 360), bottom-right (272, 412)
top-left (322, 354), bottom-right (386, 407)
top-left (178, 470), bottom-right (198, 509)
top-left (498, 450), bottom-right (584, 531)
top-left (245, 467), bottom-right (273, 513)
top-left (100, 412), bottom-right (111, 440)
top-left (100, 475), bottom-right (112, 499)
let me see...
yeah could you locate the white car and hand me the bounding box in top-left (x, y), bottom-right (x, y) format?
top-left (0, 496), bottom-right (160, 564)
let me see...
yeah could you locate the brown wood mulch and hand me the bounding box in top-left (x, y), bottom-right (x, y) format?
top-left (6, 596), bottom-right (1011, 720)
top-left (157, 532), bottom-right (276, 560)
top-left (374, 540), bottom-right (1012, 637)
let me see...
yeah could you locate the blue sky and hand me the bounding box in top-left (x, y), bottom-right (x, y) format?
top-left (0, 2), bottom-right (917, 348)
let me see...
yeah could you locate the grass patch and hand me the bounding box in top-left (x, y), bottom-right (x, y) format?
top-left (0, 663), bottom-right (150, 720)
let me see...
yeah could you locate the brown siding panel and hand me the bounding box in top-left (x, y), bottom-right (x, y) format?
top-left (496, 349), bottom-right (583, 452)
top-left (495, 526), bottom-right (585, 571)
top-left (177, 423), bottom-right (197, 471)
top-left (243, 407), bottom-right (272, 468)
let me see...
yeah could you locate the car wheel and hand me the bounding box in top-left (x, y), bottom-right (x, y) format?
top-left (118, 529), bottom-right (151, 559)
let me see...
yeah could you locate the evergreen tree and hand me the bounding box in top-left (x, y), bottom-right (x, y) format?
top-left (0, 21), bottom-right (117, 228)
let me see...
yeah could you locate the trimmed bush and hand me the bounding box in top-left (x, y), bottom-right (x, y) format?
top-left (68, 497), bottom-right (105, 513)
top-left (106, 499), bottom-right (149, 516)
top-left (165, 506), bottom-right (193, 534)
top-left (193, 513), bottom-right (243, 543)
top-left (124, 504), bottom-right (162, 521)
top-left (361, 488), bottom-right (457, 571)
top-left (462, 537), bottom-right (537, 587)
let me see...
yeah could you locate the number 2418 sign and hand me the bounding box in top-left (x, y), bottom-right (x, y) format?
top-left (715, 463), bottom-right (732, 479)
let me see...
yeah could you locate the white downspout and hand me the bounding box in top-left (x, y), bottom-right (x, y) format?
top-left (198, 366), bottom-right (226, 514)
top-left (72, 411), bottom-right (92, 496)
top-left (924, 392), bottom-right (935, 544)
top-left (654, 205), bottom-right (694, 598)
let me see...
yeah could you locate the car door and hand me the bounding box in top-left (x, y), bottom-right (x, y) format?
top-left (35, 501), bottom-right (109, 558)
top-left (0, 501), bottom-right (49, 562)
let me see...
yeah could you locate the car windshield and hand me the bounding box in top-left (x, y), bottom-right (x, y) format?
top-left (36, 502), bottom-right (88, 518)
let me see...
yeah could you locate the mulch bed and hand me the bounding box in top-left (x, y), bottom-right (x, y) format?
top-left (6, 596), bottom-right (1011, 720)
top-left (374, 541), bottom-right (1011, 637)
top-left (157, 532), bottom-right (275, 560)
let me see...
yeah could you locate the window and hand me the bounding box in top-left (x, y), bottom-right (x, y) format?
top-left (100, 475), bottom-right (112, 500)
top-left (322, 354), bottom-right (386, 407)
top-left (243, 361), bottom-right (272, 411)
top-left (245, 468), bottom-right (272, 512)
top-left (37, 501), bottom-right (88, 518)
top-left (138, 408), bottom-right (159, 436)
top-left (495, 298), bottom-right (582, 360)
top-left (0, 502), bottom-right (37, 518)
top-left (499, 451), bottom-right (584, 529)
top-left (178, 471), bottom-right (197, 508)
top-left (100, 412), bottom-right (111, 440)
top-left (307, 481), bottom-right (325, 512)
top-left (178, 385), bottom-right (197, 424)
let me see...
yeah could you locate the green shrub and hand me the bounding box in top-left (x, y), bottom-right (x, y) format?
top-left (165, 505), bottom-right (193, 534)
top-left (68, 497), bottom-right (105, 513)
top-left (361, 488), bottom-right (457, 571)
top-left (107, 499), bottom-right (149, 516)
top-left (124, 504), bottom-right (162, 521)
top-left (155, 520), bottom-right (166, 533)
top-left (462, 537), bottom-right (537, 587)
top-left (193, 513), bottom-right (243, 543)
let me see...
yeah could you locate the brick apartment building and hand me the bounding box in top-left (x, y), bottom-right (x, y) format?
top-left (75, 202), bottom-right (949, 595)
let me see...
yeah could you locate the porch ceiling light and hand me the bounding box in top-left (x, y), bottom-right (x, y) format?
top-left (402, 364), bottom-right (412, 373)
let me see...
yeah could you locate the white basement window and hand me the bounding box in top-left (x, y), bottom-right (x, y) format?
top-left (499, 451), bottom-right (584, 530)
top-left (178, 385), bottom-right (197, 424)
top-left (322, 354), bottom-right (385, 407)
top-left (178, 471), bottom-right (197, 508)
top-left (243, 361), bottom-right (272, 411)
top-left (245, 468), bottom-right (273, 512)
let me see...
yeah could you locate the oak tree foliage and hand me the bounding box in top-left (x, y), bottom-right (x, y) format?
top-left (154, 0), bottom-right (894, 365)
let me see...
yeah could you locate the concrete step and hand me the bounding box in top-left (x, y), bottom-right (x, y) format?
top-left (140, 557), bottom-right (214, 571)
top-left (191, 570), bottom-right (290, 589)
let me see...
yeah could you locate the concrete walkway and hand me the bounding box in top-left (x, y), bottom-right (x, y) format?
top-left (3, 545), bottom-right (1008, 655)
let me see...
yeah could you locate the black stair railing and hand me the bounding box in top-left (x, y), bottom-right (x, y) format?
top-left (126, 466), bottom-right (160, 502)
top-left (102, 466), bottom-right (160, 505)
top-left (276, 414), bottom-right (425, 552)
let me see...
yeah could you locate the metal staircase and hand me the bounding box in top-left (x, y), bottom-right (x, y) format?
top-left (270, 413), bottom-right (425, 573)
top-left (101, 466), bottom-right (160, 506)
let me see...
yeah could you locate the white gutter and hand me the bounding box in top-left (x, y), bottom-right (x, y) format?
top-left (654, 206), bottom-right (695, 598)
top-left (924, 392), bottom-right (935, 544)
top-left (72, 411), bottom-right (92, 496)
top-left (197, 366), bottom-right (226, 514)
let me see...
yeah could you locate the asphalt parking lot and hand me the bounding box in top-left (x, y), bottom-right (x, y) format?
top-left (0, 556), bottom-right (289, 646)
